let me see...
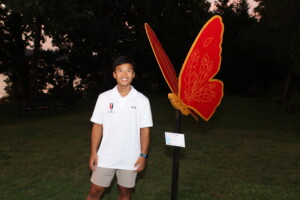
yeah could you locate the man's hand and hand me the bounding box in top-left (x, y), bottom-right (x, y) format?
top-left (89, 153), bottom-right (98, 171)
top-left (134, 156), bottom-right (146, 172)
top-left (89, 123), bottom-right (102, 171)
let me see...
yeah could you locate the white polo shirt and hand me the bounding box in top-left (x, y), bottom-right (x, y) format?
top-left (90, 86), bottom-right (153, 170)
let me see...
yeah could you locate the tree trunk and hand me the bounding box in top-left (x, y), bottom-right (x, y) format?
top-left (11, 12), bottom-right (30, 101)
top-left (29, 17), bottom-right (42, 100)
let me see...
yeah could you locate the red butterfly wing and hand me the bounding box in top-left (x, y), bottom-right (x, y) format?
top-left (178, 16), bottom-right (224, 121)
top-left (145, 23), bottom-right (178, 94)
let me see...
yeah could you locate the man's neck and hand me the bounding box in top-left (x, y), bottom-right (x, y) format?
top-left (117, 85), bottom-right (132, 97)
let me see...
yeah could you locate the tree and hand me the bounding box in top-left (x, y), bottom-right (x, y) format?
top-left (0, 3), bottom-right (30, 101)
top-left (213, 0), bottom-right (259, 94)
top-left (0, 0), bottom-right (86, 100)
top-left (4, 0), bottom-right (46, 100)
top-left (253, 0), bottom-right (300, 101)
top-left (1, 0), bottom-right (215, 101)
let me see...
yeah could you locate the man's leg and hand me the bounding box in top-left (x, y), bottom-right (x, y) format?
top-left (116, 169), bottom-right (137, 200)
top-left (86, 184), bottom-right (105, 200)
top-left (87, 167), bottom-right (115, 200)
top-left (117, 185), bottom-right (132, 200)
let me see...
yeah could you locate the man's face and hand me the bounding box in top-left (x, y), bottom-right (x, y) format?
top-left (113, 63), bottom-right (135, 87)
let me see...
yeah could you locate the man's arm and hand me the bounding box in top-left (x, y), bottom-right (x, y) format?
top-left (89, 123), bottom-right (103, 171)
top-left (134, 127), bottom-right (150, 172)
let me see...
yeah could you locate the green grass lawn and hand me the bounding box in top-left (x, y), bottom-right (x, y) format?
top-left (0, 94), bottom-right (299, 200)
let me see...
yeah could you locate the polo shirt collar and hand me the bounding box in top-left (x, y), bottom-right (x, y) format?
top-left (113, 85), bottom-right (137, 99)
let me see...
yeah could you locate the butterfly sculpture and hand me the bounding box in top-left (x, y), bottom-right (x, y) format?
top-left (145, 15), bottom-right (224, 121)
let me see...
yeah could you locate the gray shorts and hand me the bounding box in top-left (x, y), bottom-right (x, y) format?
top-left (91, 167), bottom-right (137, 188)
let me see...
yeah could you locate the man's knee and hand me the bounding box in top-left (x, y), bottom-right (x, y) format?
top-left (87, 184), bottom-right (105, 199)
top-left (117, 185), bottom-right (132, 198)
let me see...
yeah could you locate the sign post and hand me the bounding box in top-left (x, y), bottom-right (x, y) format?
top-left (171, 110), bottom-right (181, 200)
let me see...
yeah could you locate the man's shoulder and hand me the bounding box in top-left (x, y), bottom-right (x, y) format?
top-left (135, 90), bottom-right (150, 103)
top-left (98, 88), bottom-right (114, 98)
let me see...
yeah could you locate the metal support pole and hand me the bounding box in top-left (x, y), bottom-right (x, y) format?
top-left (171, 110), bottom-right (181, 200)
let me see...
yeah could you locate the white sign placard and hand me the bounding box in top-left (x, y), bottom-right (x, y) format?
top-left (165, 132), bottom-right (185, 147)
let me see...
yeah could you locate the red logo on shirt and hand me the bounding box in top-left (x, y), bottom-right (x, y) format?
top-left (109, 103), bottom-right (114, 112)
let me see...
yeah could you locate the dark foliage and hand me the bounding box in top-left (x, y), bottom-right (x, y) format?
top-left (0, 0), bottom-right (299, 102)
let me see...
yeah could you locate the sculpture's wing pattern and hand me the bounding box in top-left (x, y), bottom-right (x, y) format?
top-left (179, 16), bottom-right (224, 121)
top-left (145, 16), bottom-right (224, 121)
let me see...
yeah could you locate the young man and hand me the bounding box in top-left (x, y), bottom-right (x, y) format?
top-left (86, 56), bottom-right (153, 200)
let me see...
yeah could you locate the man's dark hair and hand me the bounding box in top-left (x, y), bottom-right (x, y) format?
top-left (112, 56), bottom-right (136, 72)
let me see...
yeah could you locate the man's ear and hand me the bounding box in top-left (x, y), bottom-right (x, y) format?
top-left (113, 71), bottom-right (116, 79)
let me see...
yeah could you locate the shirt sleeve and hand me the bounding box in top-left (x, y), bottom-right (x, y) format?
top-left (140, 98), bottom-right (153, 128)
top-left (90, 95), bottom-right (103, 124)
